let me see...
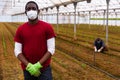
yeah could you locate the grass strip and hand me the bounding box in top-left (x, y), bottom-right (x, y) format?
top-left (2, 33), bottom-right (7, 56)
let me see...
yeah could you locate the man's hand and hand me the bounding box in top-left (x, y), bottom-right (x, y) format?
top-left (33, 62), bottom-right (43, 76)
top-left (94, 47), bottom-right (97, 52)
top-left (26, 63), bottom-right (37, 76)
top-left (26, 63), bottom-right (42, 77)
top-left (34, 62), bottom-right (43, 70)
top-left (95, 48), bottom-right (97, 52)
top-left (98, 49), bottom-right (101, 52)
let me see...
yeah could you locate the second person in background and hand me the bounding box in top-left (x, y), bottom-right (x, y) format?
top-left (94, 38), bottom-right (107, 53)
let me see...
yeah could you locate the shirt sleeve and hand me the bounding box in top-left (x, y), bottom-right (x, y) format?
top-left (14, 42), bottom-right (22, 57)
top-left (14, 27), bottom-right (23, 43)
top-left (46, 24), bottom-right (56, 40)
top-left (47, 37), bottom-right (55, 55)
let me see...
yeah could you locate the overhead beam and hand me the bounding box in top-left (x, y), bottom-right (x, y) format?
top-left (12, 0), bottom-right (86, 15)
top-left (12, 7), bottom-right (120, 16)
top-left (39, 0), bottom-right (86, 10)
top-left (87, 0), bottom-right (91, 3)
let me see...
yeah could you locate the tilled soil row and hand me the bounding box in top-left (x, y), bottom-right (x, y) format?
top-left (51, 50), bottom-right (115, 80)
top-left (0, 23), bottom-right (23, 80)
top-left (56, 37), bottom-right (120, 78)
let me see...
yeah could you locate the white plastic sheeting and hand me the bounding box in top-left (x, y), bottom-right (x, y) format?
top-left (0, 0), bottom-right (120, 23)
top-left (0, 0), bottom-right (120, 15)
top-left (0, 0), bottom-right (85, 15)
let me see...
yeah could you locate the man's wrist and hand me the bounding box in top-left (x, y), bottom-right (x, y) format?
top-left (26, 63), bottom-right (32, 70)
top-left (34, 62), bottom-right (43, 69)
top-left (25, 62), bottom-right (29, 66)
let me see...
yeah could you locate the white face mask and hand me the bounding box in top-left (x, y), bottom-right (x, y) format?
top-left (26, 10), bottom-right (37, 20)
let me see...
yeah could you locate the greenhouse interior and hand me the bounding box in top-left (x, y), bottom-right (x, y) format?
top-left (0, 0), bottom-right (120, 80)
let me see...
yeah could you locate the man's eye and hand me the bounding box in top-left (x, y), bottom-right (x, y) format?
top-left (32, 7), bottom-right (37, 10)
top-left (27, 7), bottom-right (37, 11)
top-left (26, 7), bottom-right (37, 11)
top-left (26, 8), bottom-right (31, 11)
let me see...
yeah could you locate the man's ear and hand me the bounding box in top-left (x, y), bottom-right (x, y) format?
top-left (38, 10), bottom-right (40, 14)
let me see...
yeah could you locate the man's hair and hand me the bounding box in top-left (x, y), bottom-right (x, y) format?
top-left (25, 1), bottom-right (39, 10)
top-left (96, 38), bottom-right (102, 41)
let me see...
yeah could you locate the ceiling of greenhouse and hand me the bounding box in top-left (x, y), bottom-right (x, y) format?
top-left (0, 0), bottom-right (120, 15)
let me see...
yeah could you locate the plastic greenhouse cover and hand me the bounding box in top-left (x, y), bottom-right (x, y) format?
top-left (0, 0), bottom-right (120, 15)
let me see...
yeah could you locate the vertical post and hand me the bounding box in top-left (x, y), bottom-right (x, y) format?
top-left (106, 0), bottom-right (110, 46)
top-left (77, 12), bottom-right (80, 27)
top-left (115, 13), bottom-right (117, 26)
top-left (13, 0), bottom-right (15, 7)
top-left (73, 2), bottom-right (77, 40)
top-left (62, 13), bottom-right (65, 27)
top-left (69, 13), bottom-right (71, 27)
top-left (41, 13), bottom-right (43, 21)
top-left (96, 11), bottom-right (98, 25)
top-left (56, 6), bottom-right (59, 34)
top-left (89, 11), bottom-right (91, 29)
top-left (43, 14), bottom-right (44, 21)
top-left (11, 0), bottom-right (15, 7)
top-left (40, 9), bottom-right (43, 20)
top-left (103, 10), bottom-right (106, 30)
top-left (42, 9), bottom-right (44, 21)
top-left (46, 8), bottom-right (48, 22)
top-left (114, 10), bottom-right (117, 26)
top-left (10, 0), bottom-right (12, 9)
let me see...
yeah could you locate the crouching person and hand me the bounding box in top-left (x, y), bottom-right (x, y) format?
top-left (94, 38), bottom-right (107, 53)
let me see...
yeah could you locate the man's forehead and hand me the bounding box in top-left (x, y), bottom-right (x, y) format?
top-left (26, 3), bottom-right (37, 8)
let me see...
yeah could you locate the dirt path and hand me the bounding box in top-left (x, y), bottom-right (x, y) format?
top-left (52, 50), bottom-right (115, 80)
top-left (0, 24), bottom-right (4, 80)
top-left (0, 23), bottom-right (23, 80)
top-left (56, 37), bottom-right (120, 78)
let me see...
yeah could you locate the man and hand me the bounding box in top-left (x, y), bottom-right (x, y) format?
top-left (14, 1), bottom-right (55, 80)
top-left (94, 38), bottom-right (105, 53)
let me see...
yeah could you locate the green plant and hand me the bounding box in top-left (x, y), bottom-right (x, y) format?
top-left (2, 33), bottom-right (7, 56)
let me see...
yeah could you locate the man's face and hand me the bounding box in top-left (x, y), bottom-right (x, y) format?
top-left (25, 3), bottom-right (39, 21)
top-left (26, 3), bottom-right (38, 13)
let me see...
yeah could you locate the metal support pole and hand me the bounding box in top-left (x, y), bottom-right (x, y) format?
top-left (89, 11), bottom-right (91, 29)
top-left (41, 14), bottom-right (43, 21)
top-left (106, 0), bottom-right (110, 46)
top-left (14, 0), bottom-right (15, 7)
top-left (40, 10), bottom-right (43, 20)
top-left (77, 12), bottom-right (80, 27)
top-left (69, 13), bottom-right (71, 27)
top-left (56, 6), bottom-right (59, 34)
top-left (43, 14), bottom-right (44, 21)
top-left (114, 10), bottom-right (117, 26)
top-left (73, 2), bottom-right (77, 40)
top-left (46, 8), bottom-right (48, 22)
top-left (103, 10), bottom-right (106, 30)
top-left (115, 13), bottom-right (117, 26)
top-left (62, 13), bottom-right (65, 27)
